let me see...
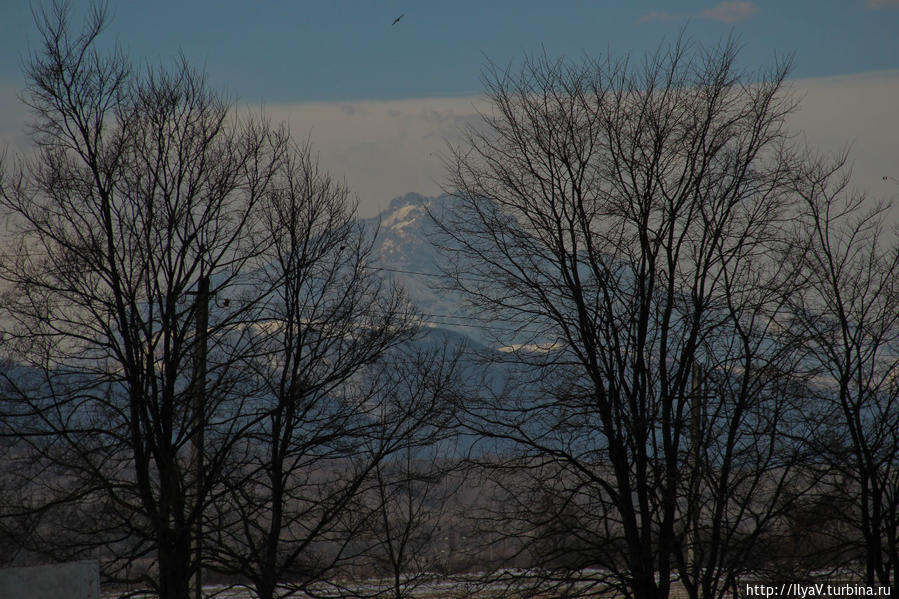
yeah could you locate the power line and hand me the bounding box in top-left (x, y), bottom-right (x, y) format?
top-left (0, 250), bottom-right (557, 336)
top-left (0, 250), bottom-right (492, 280)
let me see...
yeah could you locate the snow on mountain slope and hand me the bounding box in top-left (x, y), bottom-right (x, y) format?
top-left (365, 193), bottom-right (493, 346)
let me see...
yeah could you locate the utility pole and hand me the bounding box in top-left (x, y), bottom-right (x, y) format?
top-left (189, 273), bottom-right (209, 599)
top-left (688, 361), bottom-right (702, 574)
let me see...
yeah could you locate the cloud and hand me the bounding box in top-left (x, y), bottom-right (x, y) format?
top-left (254, 71), bottom-right (899, 220)
top-left (699, 1), bottom-right (758, 23)
top-left (786, 70), bottom-right (899, 216)
top-left (258, 96), bottom-right (487, 217)
top-left (867, 0), bottom-right (899, 8)
top-left (638, 10), bottom-right (677, 23)
top-left (4, 72), bottom-right (898, 223)
top-left (639, 3), bottom-right (757, 25)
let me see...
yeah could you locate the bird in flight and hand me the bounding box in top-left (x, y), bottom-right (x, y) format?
top-left (392, 14), bottom-right (404, 25)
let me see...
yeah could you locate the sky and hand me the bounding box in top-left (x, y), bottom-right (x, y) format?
top-left (1, 1), bottom-right (898, 216)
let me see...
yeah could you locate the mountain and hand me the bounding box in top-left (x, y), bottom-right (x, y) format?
top-left (365, 192), bottom-right (494, 347)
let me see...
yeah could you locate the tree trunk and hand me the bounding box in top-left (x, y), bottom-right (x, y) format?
top-left (158, 535), bottom-right (193, 599)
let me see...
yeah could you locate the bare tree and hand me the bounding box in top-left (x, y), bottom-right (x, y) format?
top-left (368, 452), bottom-right (443, 599)
top-left (201, 148), bottom-right (459, 599)
top-left (362, 411), bottom-right (462, 599)
top-left (786, 156), bottom-right (899, 591)
top-left (0, 3), bottom-right (286, 598)
top-left (435, 39), bottom-right (816, 599)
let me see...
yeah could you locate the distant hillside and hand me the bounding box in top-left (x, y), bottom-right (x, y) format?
top-left (365, 192), bottom-right (489, 346)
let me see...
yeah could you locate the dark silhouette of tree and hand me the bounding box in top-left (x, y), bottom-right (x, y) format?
top-left (0, 8), bottom-right (460, 599)
top-left (435, 39), bottom-right (816, 599)
top-left (0, 3), bottom-right (286, 597)
top-left (201, 148), bottom-right (458, 599)
top-left (786, 156), bottom-right (899, 592)
top-left (361, 421), bottom-right (463, 599)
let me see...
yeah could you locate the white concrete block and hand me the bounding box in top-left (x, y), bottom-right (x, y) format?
top-left (0, 560), bottom-right (99, 599)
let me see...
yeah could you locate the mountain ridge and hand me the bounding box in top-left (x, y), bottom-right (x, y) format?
top-left (364, 192), bottom-right (493, 347)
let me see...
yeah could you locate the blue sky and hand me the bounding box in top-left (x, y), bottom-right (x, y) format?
top-left (3, 1), bottom-right (897, 102)
top-left (2, 1), bottom-right (898, 214)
